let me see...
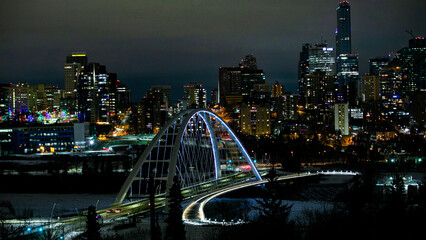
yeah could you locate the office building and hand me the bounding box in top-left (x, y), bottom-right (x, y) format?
top-left (64, 52), bottom-right (88, 98)
top-left (139, 88), bottom-right (168, 133)
top-left (183, 83), bottom-right (206, 109)
top-left (28, 84), bottom-right (61, 112)
top-left (309, 42), bottom-right (336, 76)
top-left (8, 83), bottom-right (30, 115)
top-left (151, 85), bottom-right (172, 107)
top-left (369, 57), bottom-right (389, 75)
top-left (77, 62), bottom-right (110, 123)
top-left (218, 67), bottom-right (242, 107)
top-left (0, 83), bottom-right (11, 118)
top-left (338, 53), bottom-right (359, 106)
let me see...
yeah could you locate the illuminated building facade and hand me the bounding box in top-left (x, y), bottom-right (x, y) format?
top-left (219, 67), bottom-right (242, 107)
top-left (308, 42), bottom-right (336, 76)
top-left (8, 83), bottom-right (30, 115)
top-left (271, 81), bottom-right (285, 98)
top-left (334, 102), bottom-right (349, 135)
top-left (369, 57), bottom-right (389, 75)
top-left (28, 84), bottom-right (61, 112)
top-left (183, 83), bottom-right (206, 109)
top-left (77, 62), bottom-right (110, 123)
top-left (303, 70), bottom-right (338, 109)
top-left (64, 52), bottom-right (87, 99)
top-left (361, 75), bottom-right (380, 102)
top-left (138, 88), bottom-right (168, 133)
top-left (11, 124), bottom-right (75, 153)
top-left (240, 102), bottom-right (271, 137)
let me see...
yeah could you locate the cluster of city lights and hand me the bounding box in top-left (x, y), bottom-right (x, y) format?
top-left (1, 110), bottom-right (69, 123)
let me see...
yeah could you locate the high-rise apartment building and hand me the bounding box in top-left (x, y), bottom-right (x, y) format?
top-left (240, 102), bottom-right (271, 137)
top-left (302, 70), bottom-right (338, 109)
top-left (334, 102), bottom-right (349, 135)
top-left (271, 81), bottom-right (285, 98)
top-left (361, 75), bottom-right (380, 102)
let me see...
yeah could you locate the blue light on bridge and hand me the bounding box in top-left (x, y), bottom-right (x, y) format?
top-left (38, 227), bottom-right (43, 232)
top-left (27, 227), bottom-right (31, 232)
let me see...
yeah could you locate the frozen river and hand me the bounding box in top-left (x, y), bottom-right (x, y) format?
top-left (0, 193), bottom-right (117, 218)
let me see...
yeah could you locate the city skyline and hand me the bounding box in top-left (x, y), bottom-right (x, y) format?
top-left (1, 0), bottom-right (425, 102)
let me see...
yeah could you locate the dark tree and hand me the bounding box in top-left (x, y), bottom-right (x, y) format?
top-left (84, 205), bottom-right (101, 240)
top-left (164, 176), bottom-right (186, 240)
top-left (254, 168), bottom-right (292, 225)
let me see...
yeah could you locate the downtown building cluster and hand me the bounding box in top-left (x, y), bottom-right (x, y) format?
top-left (0, 1), bottom-right (425, 155)
top-left (0, 52), bottom-right (131, 154)
top-left (297, 1), bottom-right (426, 137)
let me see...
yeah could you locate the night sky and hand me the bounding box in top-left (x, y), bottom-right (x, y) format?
top-left (1, 0), bottom-right (425, 102)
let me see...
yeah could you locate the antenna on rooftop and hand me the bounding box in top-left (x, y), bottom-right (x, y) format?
top-left (405, 30), bottom-right (415, 39)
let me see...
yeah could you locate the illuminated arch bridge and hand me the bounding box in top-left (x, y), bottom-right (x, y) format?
top-left (115, 109), bottom-right (262, 204)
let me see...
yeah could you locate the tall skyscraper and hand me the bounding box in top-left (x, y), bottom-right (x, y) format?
top-left (218, 67), bottom-right (242, 107)
top-left (335, 1), bottom-right (359, 106)
top-left (64, 52), bottom-right (88, 99)
top-left (336, 1), bottom-right (351, 57)
top-left (77, 62), bottom-right (110, 123)
top-left (219, 54), bottom-right (265, 108)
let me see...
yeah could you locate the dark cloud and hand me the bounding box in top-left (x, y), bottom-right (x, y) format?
top-left (1, 0), bottom-right (425, 102)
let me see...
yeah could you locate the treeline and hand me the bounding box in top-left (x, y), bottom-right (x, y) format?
top-left (0, 155), bottom-right (133, 193)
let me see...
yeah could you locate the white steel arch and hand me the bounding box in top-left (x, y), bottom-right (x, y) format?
top-left (114, 109), bottom-right (261, 204)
